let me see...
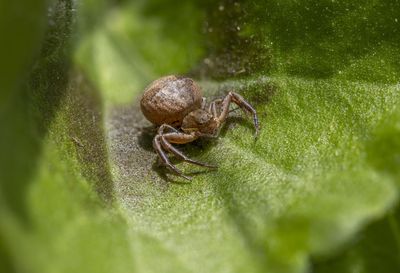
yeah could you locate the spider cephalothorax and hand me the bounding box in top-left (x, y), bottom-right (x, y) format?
top-left (140, 75), bottom-right (259, 179)
top-left (181, 109), bottom-right (219, 135)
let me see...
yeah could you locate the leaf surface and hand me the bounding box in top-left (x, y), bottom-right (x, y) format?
top-left (1, 1), bottom-right (400, 273)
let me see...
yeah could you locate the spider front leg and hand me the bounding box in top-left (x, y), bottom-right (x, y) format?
top-left (153, 135), bottom-right (191, 180)
top-left (158, 124), bottom-right (179, 134)
top-left (208, 98), bottom-right (222, 117)
top-left (160, 135), bottom-right (217, 168)
top-left (201, 97), bottom-right (207, 110)
top-left (153, 130), bottom-right (216, 180)
top-left (217, 91), bottom-right (259, 137)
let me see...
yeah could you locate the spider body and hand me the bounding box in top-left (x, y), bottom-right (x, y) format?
top-left (140, 75), bottom-right (202, 127)
top-left (140, 75), bottom-right (259, 179)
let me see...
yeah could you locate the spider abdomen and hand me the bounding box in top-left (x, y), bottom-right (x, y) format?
top-left (140, 75), bottom-right (203, 127)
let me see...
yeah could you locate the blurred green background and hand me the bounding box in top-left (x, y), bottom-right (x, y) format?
top-left (1, 0), bottom-right (400, 272)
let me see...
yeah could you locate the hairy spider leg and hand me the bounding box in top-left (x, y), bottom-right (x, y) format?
top-left (201, 97), bottom-right (207, 109)
top-left (158, 124), bottom-right (179, 134)
top-left (217, 91), bottom-right (259, 137)
top-left (153, 135), bottom-right (192, 180)
top-left (160, 135), bottom-right (217, 168)
top-left (153, 130), bottom-right (216, 180)
top-left (208, 98), bottom-right (222, 117)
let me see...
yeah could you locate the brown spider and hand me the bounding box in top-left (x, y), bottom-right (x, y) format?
top-left (140, 75), bottom-right (259, 179)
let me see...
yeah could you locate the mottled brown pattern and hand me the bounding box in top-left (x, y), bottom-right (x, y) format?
top-left (140, 75), bottom-right (202, 126)
top-left (140, 75), bottom-right (259, 179)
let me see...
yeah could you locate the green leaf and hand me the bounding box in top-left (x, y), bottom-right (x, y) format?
top-left (1, 1), bottom-right (400, 273)
top-left (0, 1), bottom-right (133, 272)
top-left (313, 205), bottom-right (400, 273)
top-left (314, 107), bottom-right (400, 273)
top-left (0, 0), bottom-right (47, 103)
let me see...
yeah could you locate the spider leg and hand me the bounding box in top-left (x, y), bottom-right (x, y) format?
top-left (201, 97), bottom-right (207, 110)
top-left (153, 135), bottom-right (192, 180)
top-left (217, 91), bottom-right (259, 137)
top-left (158, 124), bottom-right (179, 134)
top-left (208, 98), bottom-right (222, 117)
top-left (161, 131), bottom-right (199, 144)
top-left (160, 135), bottom-right (217, 168)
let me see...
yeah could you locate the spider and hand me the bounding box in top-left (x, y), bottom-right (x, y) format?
top-left (140, 75), bottom-right (259, 179)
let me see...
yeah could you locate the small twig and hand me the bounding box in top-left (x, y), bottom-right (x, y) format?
top-left (71, 136), bottom-right (84, 148)
top-left (234, 68), bottom-right (246, 75)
